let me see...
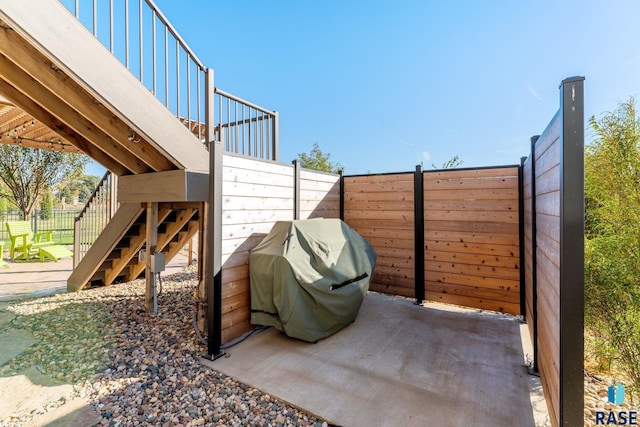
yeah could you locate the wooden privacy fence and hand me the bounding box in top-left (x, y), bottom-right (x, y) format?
top-left (205, 77), bottom-right (584, 427)
top-left (424, 167), bottom-right (521, 314)
top-left (343, 166), bottom-right (521, 314)
top-left (218, 154), bottom-right (340, 344)
top-left (342, 172), bottom-right (416, 298)
top-left (522, 77), bottom-right (584, 427)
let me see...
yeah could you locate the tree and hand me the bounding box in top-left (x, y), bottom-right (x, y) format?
top-left (0, 146), bottom-right (88, 219)
top-left (432, 155), bottom-right (463, 169)
top-left (58, 173), bottom-right (101, 205)
top-left (584, 98), bottom-right (640, 390)
top-left (39, 191), bottom-right (54, 221)
top-left (297, 142), bottom-right (343, 173)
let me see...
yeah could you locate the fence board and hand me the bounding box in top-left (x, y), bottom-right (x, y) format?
top-left (343, 173), bottom-right (413, 184)
top-left (425, 281), bottom-right (519, 304)
top-left (344, 181), bottom-right (414, 193)
top-left (424, 291), bottom-right (520, 314)
top-left (424, 188), bottom-right (518, 201)
top-left (425, 260), bottom-right (520, 280)
top-left (426, 167), bottom-right (519, 180)
top-left (424, 220), bottom-right (518, 235)
top-left (343, 209), bottom-right (414, 221)
top-left (344, 200), bottom-right (415, 211)
top-left (426, 249), bottom-right (519, 269)
top-left (425, 210), bottom-right (518, 223)
top-left (424, 175), bottom-right (518, 191)
top-left (425, 199), bottom-right (518, 212)
top-left (351, 227), bottom-right (414, 240)
top-left (424, 270), bottom-right (519, 292)
top-left (345, 191), bottom-right (414, 202)
top-left (425, 229), bottom-right (519, 246)
top-left (426, 240), bottom-right (519, 257)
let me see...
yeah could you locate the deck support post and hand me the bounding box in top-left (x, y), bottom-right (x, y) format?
top-left (145, 201), bottom-right (158, 314)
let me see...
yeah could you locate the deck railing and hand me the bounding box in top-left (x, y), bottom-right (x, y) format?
top-left (61, 0), bottom-right (207, 140)
top-left (73, 171), bottom-right (118, 267)
top-left (215, 88), bottom-right (279, 161)
top-left (58, 0), bottom-right (279, 158)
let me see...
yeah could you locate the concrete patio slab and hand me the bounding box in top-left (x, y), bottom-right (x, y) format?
top-left (205, 293), bottom-right (543, 427)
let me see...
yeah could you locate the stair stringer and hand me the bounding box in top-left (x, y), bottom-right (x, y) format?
top-left (67, 203), bottom-right (143, 292)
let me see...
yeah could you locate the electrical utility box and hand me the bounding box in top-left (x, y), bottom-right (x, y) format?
top-left (150, 252), bottom-right (166, 273)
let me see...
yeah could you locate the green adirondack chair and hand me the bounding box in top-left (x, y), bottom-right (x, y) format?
top-left (5, 220), bottom-right (55, 261)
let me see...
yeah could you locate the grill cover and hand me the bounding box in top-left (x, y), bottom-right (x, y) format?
top-left (249, 218), bottom-right (376, 342)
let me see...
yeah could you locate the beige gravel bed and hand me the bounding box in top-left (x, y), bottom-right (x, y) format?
top-left (0, 268), bottom-right (327, 427)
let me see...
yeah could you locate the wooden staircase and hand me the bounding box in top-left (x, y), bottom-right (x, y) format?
top-left (0, 0), bottom-right (211, 293)
top-left (68, 203), bottom-right (200, 290)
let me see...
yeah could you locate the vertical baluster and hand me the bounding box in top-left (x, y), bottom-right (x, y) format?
top-left (242, 104), bottom-right (246, 156)
top-left (266, 117), bottom-right (270, 160)
top-left (187, 58), bottom-right (191, 133)
top-left (109, 0), bottom-right (114, 53)
top-left (225, 98), bottom-right (233, 152)
top-left (235, 100), bottom-right (239, 153)
top-left (217, 91), bottom-right (222, 143)
top-left (254, 108), bottom-right (258, 158)
top-left (152, 11), bottom-right (156, 95)
top-left (164, 26), bottom-right (169, 107)
top-left (197, 68), bottom-right (202, 140)
top-left (125, 0), bottom-right (130, 69)
top-left (139, 0), bottom-right (143, 83)
top-left (93, 0), bottom-right (98, 36)
top-left (176, 40), bottom-right (180, 118)
top-left (248, 107), bottom-right (252, 156)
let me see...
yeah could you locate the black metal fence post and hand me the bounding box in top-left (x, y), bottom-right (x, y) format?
top-left (339, 170), bottom-right (344, 221)
top-left (292, 159), bottom-right (300, 220)
top-left (559, 76), bottom-right (585, 427)
top-left (518, 158), bottom-right (526, 320)
top-left (530, 135), bottom-right (540, 375)
top-left (206, 139), bottom-right (224, 361)
top-left (414, 165), bottom-right (424, 304)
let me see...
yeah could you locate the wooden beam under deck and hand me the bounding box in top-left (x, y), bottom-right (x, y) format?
top-left (0, 25), bottom-right (176, 172)
top-left (0, 1), bottom-right (209, 172)
top-left (0, 52), bottom-right (150, 174)
top-left (0, 78), bottom-right (130, 175)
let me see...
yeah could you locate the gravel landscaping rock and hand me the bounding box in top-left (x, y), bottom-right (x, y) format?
top-left (1, 267), bottom-right (324, 426)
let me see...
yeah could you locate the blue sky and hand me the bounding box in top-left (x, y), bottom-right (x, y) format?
top-left (86, 0), bottom-right (640, 175)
